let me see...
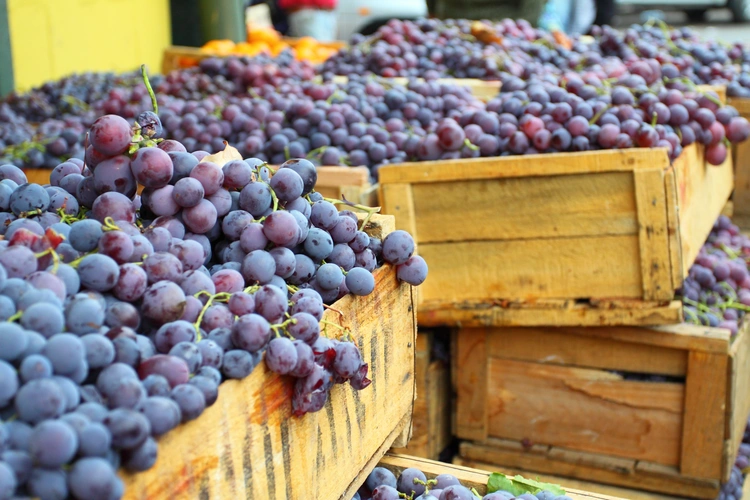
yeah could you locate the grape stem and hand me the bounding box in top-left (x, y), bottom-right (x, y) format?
top-left (140, 65), bottom-right (158, 115)
top-left (463, 138), bottom-right (479, 151)
top-left (68, 249), bottom-right (98, 269)
top-left (321, 196), bottom-right (380, 231)
top-left (682, 306), bottom-right (701, 325)
top-left (192, 291), bottom-right (232, 340)
top-left (101, 217), bottom-right (122, 232)
top-left (6, 310), bottom-right (22, 322)
top-left (682, 297), bottom-right (714, 314)
top-left (35, 247), bottom-right (61, 273)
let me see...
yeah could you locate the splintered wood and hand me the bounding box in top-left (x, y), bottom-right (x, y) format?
top-left (120, 216), bottom-right (418, 500)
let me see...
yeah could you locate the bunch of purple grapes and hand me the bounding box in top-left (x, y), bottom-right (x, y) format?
top-left (0, 109), bottom-right (426, 498)
top-left (357, 466), bottom-right (571, 500)
top-left (678, 215), bottom-right (750, 335)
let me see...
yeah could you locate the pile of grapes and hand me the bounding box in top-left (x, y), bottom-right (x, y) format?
top-left (678, 215), bottom-right (750, 335)
top-left (356, 466), bottom-right (571, 500)
top-left (0, 107), bottom-right (426, 499)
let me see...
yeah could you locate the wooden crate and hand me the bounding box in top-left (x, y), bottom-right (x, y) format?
top-left (23, 168), bottom-right (52, 185)
top-left (729, 97), bottom-right (750, 227)
top-left (390, 330), bottom-right (452, 460)
top-left (379, 144), bottom-right (734, 327)
top-left (377, 453), bottom-right (626, 500)
top-left (119, 215), bottom-right (418, 500)
top-left (452, 320), bottom-right (750, 499)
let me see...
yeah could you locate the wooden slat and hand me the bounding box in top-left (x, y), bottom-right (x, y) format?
top-left (483, 359), bottom-right (684, 466)
top-left (671, 143), bottom-right (734, 276)
top-left (378, 148), bottom-right (671, 185)
top-left (418, 235), bottom-right (643, 303)
top-left (380, 453), bottom-right (626, 500)
top-left (725, 319), bottom-right (750, 480)
top-left (730, 97), bottom-right (750, 218)
top-left (633, 168), bottom-right (673, 300)
top-left (663, 168), bottom-right (684, 292)
top-left (417, 299), bottom-right (683, 327)
top-left (409, 171), bottom-right (638, 243)
top-left (453, 456), bottom-right (691, 500)
top-left (680, 351), bottom-right (729, 479)
top-left (120, 216), bottom-right (419, 500)
top-left (458, 441), bottom-right (720, 499)
top-left (485, 327), bottom-right (688, 376)
top-left (454, 328), bottom-right (487, 441)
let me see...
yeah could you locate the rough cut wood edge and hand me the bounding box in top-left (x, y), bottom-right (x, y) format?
top-left (378, 148), bottom-right (671, 185)
top-left (457, 440), bottom-right (720, 499)
top-left (120, 216), bottom-right (419, 500)
top-left (725, 319), bottom-right (750, 481)
top-left (417, 299), bottom-right (684, 327)
top-left (379, 453), bottom-right (626, 500)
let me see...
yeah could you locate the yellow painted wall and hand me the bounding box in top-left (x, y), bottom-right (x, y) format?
top-left (7, 0), bottom-right (171, 91)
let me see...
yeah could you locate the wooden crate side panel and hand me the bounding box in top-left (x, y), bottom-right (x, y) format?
top-left (732, 136), bottom-right (750, 218)
top-left (380, 453), bottom-right (625, 500)
top-left (379, 183), bottom-right (418, 241)
top-left (391, 333), bottom-right (431, 458)
top-left (458, 441), bottom-right (720, 500)
top-left (663, 167), bottom-right (684, 292)
top-left (484, 358), bottom-right (684, 466)
top-left (417, 300), bottom-right (684, 328)
top-left (726, 325), bottom-right (750, 480)
top-left (120, 266), bottom-right (416, 500)
top-left (672, 143), bottom-right (734, 276)
top-left (418, 235), bottom-right (643, 303)
top-left (485, 327), bottom-right (688, 376)
top-left (409, 171), bottom-right (638, 243)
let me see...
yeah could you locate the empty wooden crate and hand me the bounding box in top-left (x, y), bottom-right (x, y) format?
top-left (453, 321), bottom-right (750, 499)
top-left (119, 215), bottom-right (418, 500)
top-left (379, 145), bottom-right (733, 327)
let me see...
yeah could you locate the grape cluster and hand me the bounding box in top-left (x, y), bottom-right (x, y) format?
top-left (0, 110), bottom-right (426, 499)
top-left (357, 466), bottom-right (571, 500)
top-left (678, 215), bottom-right (750, 335)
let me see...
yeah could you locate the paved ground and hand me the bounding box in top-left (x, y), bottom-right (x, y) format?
top-left (616, 8), bottom-right (750, 44)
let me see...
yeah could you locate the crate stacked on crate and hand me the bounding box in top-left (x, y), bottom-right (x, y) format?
top-left (378, 139), bottom-right (750, 498)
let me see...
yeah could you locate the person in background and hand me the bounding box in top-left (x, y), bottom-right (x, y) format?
top-left (539, 0), bottom-right (596, 35)
top-left (428, 0), bottom-right (547, 26)
top-left (279, 0), bottom-right (338, 41)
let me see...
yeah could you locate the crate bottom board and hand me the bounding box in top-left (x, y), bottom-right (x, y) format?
top-left (458, 439), bottom-right (720, 499)
top-left (418, 299), bottom-right (683, 327)
top-left (453, 457), bottom-right (688, 500)
top-left (378, 453), bottom-right (625, 500)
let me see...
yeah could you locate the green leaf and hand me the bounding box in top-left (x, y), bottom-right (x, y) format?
top-left (487, 473), bottom-right (566, 496)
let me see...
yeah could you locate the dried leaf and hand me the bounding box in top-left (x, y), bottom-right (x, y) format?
top-left (201, 141), bottom-right (243, 167)
top-left (552, 30), bottom-right (573, 50)
top-left (471, 21), bottom-right (503, 45)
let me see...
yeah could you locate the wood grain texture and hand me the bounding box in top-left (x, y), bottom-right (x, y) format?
top-left (730, 97), bottom-right (750, 218)
top-left (408, 171), bottom-right (638, 243)
top-left (454, 328), bottom-right (488, 441)
top-left (390, 332), bottom-right (452, 459)
top-left (418, 235), bottom-right (643, 303)
top-left (483, 359), bottom-right (684, 466)
top-left (458, 441), bottom-right (720, 499)
top-left (379, 453), bottom-right (626, 500)
top-left (633, 168), bottom-right (673, 300)
top-left (663, 167), bottom-right (684, 292)
top-left (417, 299), bottom-right (683, 327)
top-left (379, 183), bottom-right (418, 241)
top-left (484, 327), bottom-right (688, 376)
top-left (680, 351), bottom-right (728, 479)
top-left (120, 217), bottom-right (419, 500)
top-left (672, 143), bottom-right (734, 276)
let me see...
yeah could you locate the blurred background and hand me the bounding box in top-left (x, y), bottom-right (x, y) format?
top-left (1, 0), bottom-right (749, 96)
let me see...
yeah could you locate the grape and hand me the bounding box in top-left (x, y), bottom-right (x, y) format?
top-left (122, 436), bottom-right (158, 472)
top-left (138, 354), bottom-right (190, 388)
top-left (280, 158), bottom-right (317, 195)
top-left (68, 457), bottom-right (118, 499)
top-left (188, 375), bottom-right (219, 406)
top-left (104, 408), bottom-right (151, 449)
top-left (269, 168), bottom-right (304, 202)
top-left (28, 467), bottom-right (67, 500)
top-left (77, 254), bottom-right (120, 291)
top-left (240, 222), bottom-right (269, 253)
top-left (77, 422), bottom-right (112, 458)
top-left (88, 115), bottom-right (131, 156)
top-left (19, 354), bottom-right (53, 382)
top-left (0, 323), bottom-right (28, 361)
top-left (93, 156), bottom-right (137, 197)
top-left (139, 396), bottom-right (182, 437)
top-left (231, 314), bottom-right (271, 352)
top-left (130, 147), bottom-right (173, 188)
top-left (346, 267), bottom-right (376, 296)
top-left (141, 281), bottom-right (187, 324)
top-left (304, 228), bottom-right (334, 261)
top-left (239, 182), bottom-right (272, 216)
top-left (241, 250), bottom-right (276, 284)
top-left (221, 349), bottom-right (255, 379)
top-left (91, 191), bottom-right (135, 223)
top-left (29, 420), bottom-right (78, 468)
top-left (171, 384), bottom-right (206, 422)
top-left (265, 337), bottom-right (298, 375)
top-left (173, 177), bottom-right (205, 208)
top-left (382, 230), bottom-right (415, 265)
top-left (190, 162), bottom-right (224, 196)
top-left (68, 219), bottom-right (103, 252)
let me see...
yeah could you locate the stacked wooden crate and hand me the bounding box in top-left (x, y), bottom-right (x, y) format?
top-left (729, 97), bottom-right (750, 228)
top-left (378, 141), bottom-right (750, 498)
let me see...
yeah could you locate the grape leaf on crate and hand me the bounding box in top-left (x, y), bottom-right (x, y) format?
top-left (487, 473), bottom-right (566, 496)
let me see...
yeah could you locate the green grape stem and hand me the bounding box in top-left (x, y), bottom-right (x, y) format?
top-left (141, 64), bottom-right (158, 115)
